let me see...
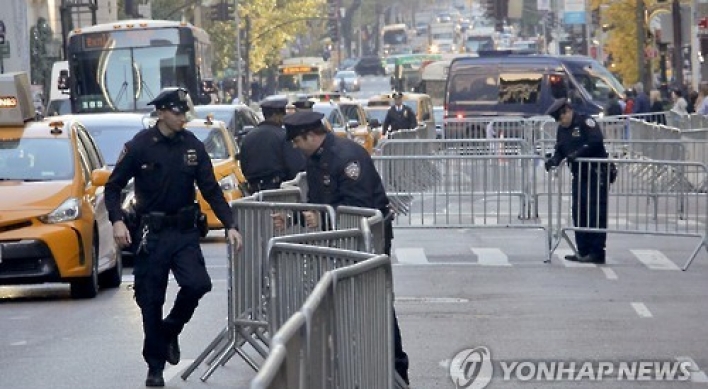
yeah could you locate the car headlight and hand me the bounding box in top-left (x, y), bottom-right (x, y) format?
top-left (39, 197), bottom-right (81, 224)
top-left (353, 136), bottom-right (366, 146)
top-left (219, 174), bottom-right (238, 191)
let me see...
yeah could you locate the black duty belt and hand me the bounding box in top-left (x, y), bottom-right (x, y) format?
top-left (141, 206), bottom-right (198, 232)
top-left (247, 176), bottom-right (283, 192)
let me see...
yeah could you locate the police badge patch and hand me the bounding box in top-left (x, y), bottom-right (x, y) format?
top-left (344, 161), bottom-right (361, 180)
top-left (185, 149), bottom-right (198, 166)
top-left (585, 118), bottom-right (596, 127)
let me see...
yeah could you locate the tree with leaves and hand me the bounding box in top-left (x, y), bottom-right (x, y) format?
top-left (590, 0), bottom-right (665, 86)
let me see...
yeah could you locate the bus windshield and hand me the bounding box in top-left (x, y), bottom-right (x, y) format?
top-left (68, 24), bottom-right (210, 113)
top-left (72, 45), bottom-right (194, 112)
top-left (383, 29), bottom-right (407, 45)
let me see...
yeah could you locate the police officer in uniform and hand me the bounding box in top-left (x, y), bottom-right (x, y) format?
top-left (279, 111), bottom-right (410, 384)
top-left (382, 91), bottom-right (417, 135)
top-left (105, 88), bottom-right (243, 387)
top-left (545, 99), bottom-right (609, 264)
top-left (239, 98), bottom-right (306, 193)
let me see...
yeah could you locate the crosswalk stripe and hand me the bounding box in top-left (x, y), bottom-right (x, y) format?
top-left (394, 248), bottom-right (429, 265)
top-left (553, 249), bottom-right (597, 268)
top-left (630, 249), bottom-right (680, 271)
top-left (631, 302), bottom-right (653, 318)
top-left (471, 248), bottom-right (510, 266)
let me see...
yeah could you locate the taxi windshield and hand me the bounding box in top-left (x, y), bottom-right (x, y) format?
top-left (192, 128), bottom-right (229, 160)
top-left (86, 124), bottom-right (144, 166)
top-left (0, 138), bottom-right (74, 181)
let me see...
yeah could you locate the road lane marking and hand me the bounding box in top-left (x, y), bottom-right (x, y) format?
top-left (471, 248), bottom-right (510, 266)
top-left (394, 248), bottom-right (429, 265)
top-left (554, 249), bottom-right (596, 268)
top-left (631, 302), bottom-right (653, 318)
top-left (10, 341), bottom-right (27, 346)
top-left (396, 297), bottom-right (469, 303)
top-left (164, 359), bottom-right (194, 383)
top-left (631, 249), bottom-right (680, 271)
top-left (601, 267), bottom-right (618, 280)
top-left (676, 356), bottom-right (708, 383)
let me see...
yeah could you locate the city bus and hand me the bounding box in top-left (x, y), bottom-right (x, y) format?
top-left (277, 57), bottom-right (332, 93)
top-left (66, 20), bottom-right (213, 113)
top-left (382, 23), bottom-right (410, 56)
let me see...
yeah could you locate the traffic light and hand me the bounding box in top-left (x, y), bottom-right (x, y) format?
top-left (210, 1), bottom-right (234, 21)
top-left (327, 0), bottom-right (339, 42)
top-left (327, 18), bottom-right (339, 42)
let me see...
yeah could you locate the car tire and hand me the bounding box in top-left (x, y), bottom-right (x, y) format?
top-left (99, 245), bottom-right (123, 289)
top-left (70, 230), bottom-right (100, 299)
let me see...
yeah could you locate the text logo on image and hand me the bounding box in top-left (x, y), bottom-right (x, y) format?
top-left (449, 346), bottom-right (493, 389)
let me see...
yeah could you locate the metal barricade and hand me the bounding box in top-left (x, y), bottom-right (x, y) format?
top-left (280, 172), bottom-right (308, 202)
top-left (374, 153), bottom-right (545, 227)
top-left (253, 187), bottom-right (303, 203)
top-left (267, 244), bottom-right (379, 337)
top-left (443, 117), bottom-right (529, 141)
top-left (548, 158), bottom-right (708, 270)
top-left (183, 200), bottom-right (336, 381)
top-left (335, 206), bottom-right (384, 254)
top-left (251, 249), bottom-right (394, 389)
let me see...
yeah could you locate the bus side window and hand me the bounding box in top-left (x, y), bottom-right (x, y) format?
top-left (549, 74), bottom-right (568, 99)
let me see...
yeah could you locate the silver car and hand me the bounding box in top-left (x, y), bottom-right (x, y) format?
top-left (332, 70), bottom-right (361, 92)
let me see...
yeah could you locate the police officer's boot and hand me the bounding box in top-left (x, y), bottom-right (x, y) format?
top-left (145, 368), bottom-right (164, 387)
top-left (166, 333), bottom-right (180, 366)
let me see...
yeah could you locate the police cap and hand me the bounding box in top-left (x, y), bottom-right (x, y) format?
top-left (148, 87), bottom-right (190, 114)
top-left (284, 111), bottom-right (325, 141)
top-left (293, 99), bottom-right (315, 110)
top-left (260, 98), bottom-right (288, 110)
top-left (545, 98), bottom-right (570, 121)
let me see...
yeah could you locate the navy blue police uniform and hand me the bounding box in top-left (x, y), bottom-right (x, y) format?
top-left (239, 98), bottom-right (305, 192)
top-left (382, 92), bottom-right (417, 135)
top-left (545, 99), bottom-right (609, 263)
top-left (284, 111), bottom-right (410, 384)
top-left (105, 88), bottom-right (238, 383)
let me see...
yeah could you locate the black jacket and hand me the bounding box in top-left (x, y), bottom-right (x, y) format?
top-left (382, 104), bottom-right (417, 134)
top-left (239, 120), bottom-right (306, 182)
top-left (105, 124), bottom-right (236, 229)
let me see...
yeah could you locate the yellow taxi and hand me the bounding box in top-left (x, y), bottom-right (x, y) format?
top-left (0, 72), bottom-right (121, 299)
top-left (337, 98), bottom-right (377, 154)
top-left (184, 116), bottom-right (246, 230)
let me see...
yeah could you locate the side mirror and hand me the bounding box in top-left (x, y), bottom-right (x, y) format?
top-left (57, 70), bottom-right (70, 94)
top-left (90, 168), bottom-right (111, 187)
top-left (368, 118), bottom-right (380, 128)
top-left (347, 119), bottom-right (359, 128)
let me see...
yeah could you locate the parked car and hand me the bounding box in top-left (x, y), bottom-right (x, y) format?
top-left (0, 76), bottom-right (121, 298)
top-left (193, 104), bottom-right (260, 147)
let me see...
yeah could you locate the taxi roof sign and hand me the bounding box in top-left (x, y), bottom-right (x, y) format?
top-left (0, 72), bottom-right (35, 126)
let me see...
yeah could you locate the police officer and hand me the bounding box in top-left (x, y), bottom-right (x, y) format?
top-left (278, 111), bottom-right (410, 384)
top-left (382, 91), bottom-right (417, 135)
top-left (239, 98), bottom-right (306, 193)
top-left (545, 99), bottom-right (609, 264)
top-left (292, 98), bottom-right (315, 111)
top-left (105, 88), bottom-right (243, 387)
